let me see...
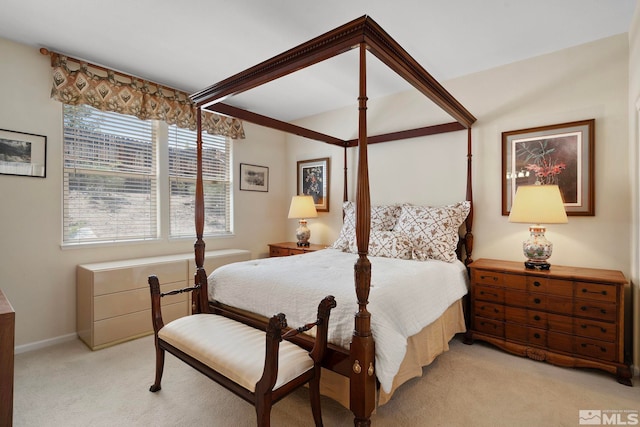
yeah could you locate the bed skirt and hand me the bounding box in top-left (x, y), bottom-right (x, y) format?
top-left (319, 299), bottom-right (466, 407)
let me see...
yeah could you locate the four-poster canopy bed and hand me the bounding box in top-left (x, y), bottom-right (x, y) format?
top-left (188, 15), bottom-right (476, 426)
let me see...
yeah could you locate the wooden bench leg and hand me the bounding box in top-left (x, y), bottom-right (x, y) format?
top-left (309, 366), bottom-right (323, 427)
top-left (256, 393), bottom-right (273, 427)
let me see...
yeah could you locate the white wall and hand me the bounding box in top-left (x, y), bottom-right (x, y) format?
top-left (287, 33), bottom-right (635, 357)
top-left (0, 38), bottom-right (288, 347)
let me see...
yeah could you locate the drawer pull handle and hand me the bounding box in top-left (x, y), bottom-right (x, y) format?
top-left (580, 306), bottom-right (606, 315)
top-left (480, 291), bottom-right (499, 298)
top-left (480, 321), bottom-right (497, 329)
top-left (580, 343), bottom-right (607, 353)
top-left (533, 298), bottom-right (541, 304)
top-left (580, 324), bottom-right (607, 333)
top-left (481, 275), bottom-right (498, 282)
top-left (533, 281), bottom-right (541, 287)
top-left (533, 315), bottom-right (541, 321)
top-left (533, 333), bottom-right (541, 339)
top-left (581, 288), bottom-right (608, 296)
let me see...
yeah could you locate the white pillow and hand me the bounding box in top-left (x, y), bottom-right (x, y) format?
top-left (347, 230), bottom-right (413, 260)
top-left (393, 201), bottom-right (470, 262)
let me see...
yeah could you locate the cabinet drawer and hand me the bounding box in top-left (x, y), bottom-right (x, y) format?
top-left (473, 270), bottom-right (526, 289)
top-left (526, 277), bottom-right (573, 296)
top-left (94, 281), bottom-right (187, 321)
top-left (269, 247), bottom-right (290, 257)
top-left (548, 313), bottom-right (573, 334)
top-left (527, 328), bottom-right (547, 347)
top-left (505, 323), bottom-right (527, 343)
top-left (548, 331), bottom-right (573, 353)
top-left (289, 248), bottom-right (305, 255)
top-left (475, 318), bottom-right (504, 337)
top-left (574, 300), bottom-right (616, 322)
top-left (575, 337), bottom-right (616, 362)
top-left (474, 301), bottom-right (505, 321)
top-left (575, 282), bottom-right (616, 303)
top-left (92, 260), bottom-right (185, 295)
top-left (574, 318), bottom-right (616, 342)
top-left (94, 301), bottom-right (186, 347)
top-left (504, 307), bottom-right (548, 329)
top-left (474, 285), bottom-right (504, 303)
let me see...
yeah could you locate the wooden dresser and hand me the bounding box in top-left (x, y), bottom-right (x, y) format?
top-left (268, 242), bottom-right (325, 257)
top-left (465, 258), bottom-right (631, 385)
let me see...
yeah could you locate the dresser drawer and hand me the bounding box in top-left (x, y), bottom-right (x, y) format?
top-left (548, 331), bottom-right (573, 353)
top-left (94, 281), bottom-right (187, 321)
top-left (269, 247), bottom-right (291, 257)
top-left (504, 307), bottom-right (548, 329)
top-left (575, 337), bottom-right (617, 362)
top-left (548, 313), bottom-right (573, 334)
top-left (574, 318), bottom-right (616, 342)
top-left (574, 300), bottom-right (616, 322)
top-left (473, 270), bottom-right (527, 290)
top-left (575, 282), bottom-right (616, 303)
top-left (474, 301), bottom-right (505, 321)
top-left (474, 285), bottom-right (504, 303)
top-left (526, 277), bottom-right (573, 296)
top-left (475, 318), bottom-right (504, 337)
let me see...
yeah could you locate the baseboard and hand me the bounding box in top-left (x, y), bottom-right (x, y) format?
top-left (15, 333), bottom-right (78, 354)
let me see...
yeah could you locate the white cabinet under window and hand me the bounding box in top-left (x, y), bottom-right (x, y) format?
top-left (77, 250), bottom-right (251, 350)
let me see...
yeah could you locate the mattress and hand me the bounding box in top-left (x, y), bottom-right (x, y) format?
top-left (208, 248), bottom-right (468, 393)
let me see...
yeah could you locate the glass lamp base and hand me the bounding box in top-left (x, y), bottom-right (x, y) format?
top-left (524, 261), bottom-right (551, 270)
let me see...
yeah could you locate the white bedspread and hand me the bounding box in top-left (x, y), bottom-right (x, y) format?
top-left (207, 248), bottom-right (468, 393)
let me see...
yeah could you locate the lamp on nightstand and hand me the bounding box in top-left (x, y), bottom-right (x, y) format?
top-left (288, 195), bottom-right (318, 247)
top-left (509, 184), bottom-right (568, 270)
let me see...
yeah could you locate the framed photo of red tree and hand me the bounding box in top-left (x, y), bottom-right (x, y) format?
top-left (502, 119), bottom-right (594, 216)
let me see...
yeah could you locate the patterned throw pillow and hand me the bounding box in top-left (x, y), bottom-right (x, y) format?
top-left (330, 202), bottom-right (400, 250)
top-left (393, 201), bottom-right (470, 262)
top-left (347, 230), bottom-right (413, 259)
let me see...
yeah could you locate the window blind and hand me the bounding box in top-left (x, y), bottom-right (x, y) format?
top-left (63, 104), bottom-right (157, 244)
top-left (168, 126), bottom-right (232, 238)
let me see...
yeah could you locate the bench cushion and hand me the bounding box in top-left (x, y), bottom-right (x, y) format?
top-left (158, 314), bottom-right (314, 392)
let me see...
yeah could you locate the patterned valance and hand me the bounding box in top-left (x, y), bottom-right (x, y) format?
top-left (48, 53), bottom-right (245, 139)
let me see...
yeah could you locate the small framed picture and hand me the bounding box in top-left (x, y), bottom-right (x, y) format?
top-left (239, 163), bottom-right (269, 192)
top-left (297, 157), bottom-right (330, 212)
top-left (502, 119), bottom-right (595, 216)
top-left (0, 128), bottom-right (47, 178)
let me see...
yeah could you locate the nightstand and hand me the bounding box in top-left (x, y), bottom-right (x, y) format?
top-left (268, 242), bottom-right (325, 257)
top-left (465, 258), bottom-right (631, 385)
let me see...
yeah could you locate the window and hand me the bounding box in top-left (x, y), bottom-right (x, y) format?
top-left (62, 104), bottom-right (232, 245)
top-left (168, 126), bottom-right (232, 238)
top-left (63, 105), bottom-right (157, 244)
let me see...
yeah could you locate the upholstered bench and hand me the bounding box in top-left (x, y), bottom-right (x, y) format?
top-left (147, 275), bottom-right (336, 427)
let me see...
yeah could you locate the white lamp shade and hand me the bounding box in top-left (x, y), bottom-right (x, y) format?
top-left (509, 185), bottom-right (568, 224)
top-left (288, 195), bottom-right (318, 219)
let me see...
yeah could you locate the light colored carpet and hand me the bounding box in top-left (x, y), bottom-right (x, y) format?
top-left (13, 335), bottom-right (640, 426)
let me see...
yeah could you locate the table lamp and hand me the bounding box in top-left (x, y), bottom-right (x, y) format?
top-left (508, 184), bottom-right (568, 270)
top-left (288, 195), bottom-right (318, 247)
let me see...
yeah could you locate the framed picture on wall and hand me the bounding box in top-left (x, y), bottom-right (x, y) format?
top-left (0, 128), bottom-right (47, 178)
top-left (502, 119), bottom-right (595, 216)
top-left (239, 163), bottom-right (269, 192)
top-left (297, 157), bottom-right (330, 212)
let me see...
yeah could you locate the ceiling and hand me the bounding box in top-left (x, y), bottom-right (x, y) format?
top-left (0, 0), bottom-right (636, 122)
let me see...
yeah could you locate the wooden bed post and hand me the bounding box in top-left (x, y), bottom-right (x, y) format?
top-left (343, 145), bottom-right (348, 203)
top-left (193, 108), bottom-right (209, 314)
top-left (464, 127), bottom-right (474, 265)
top-left (350, 42), bottom-right (375, 427)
